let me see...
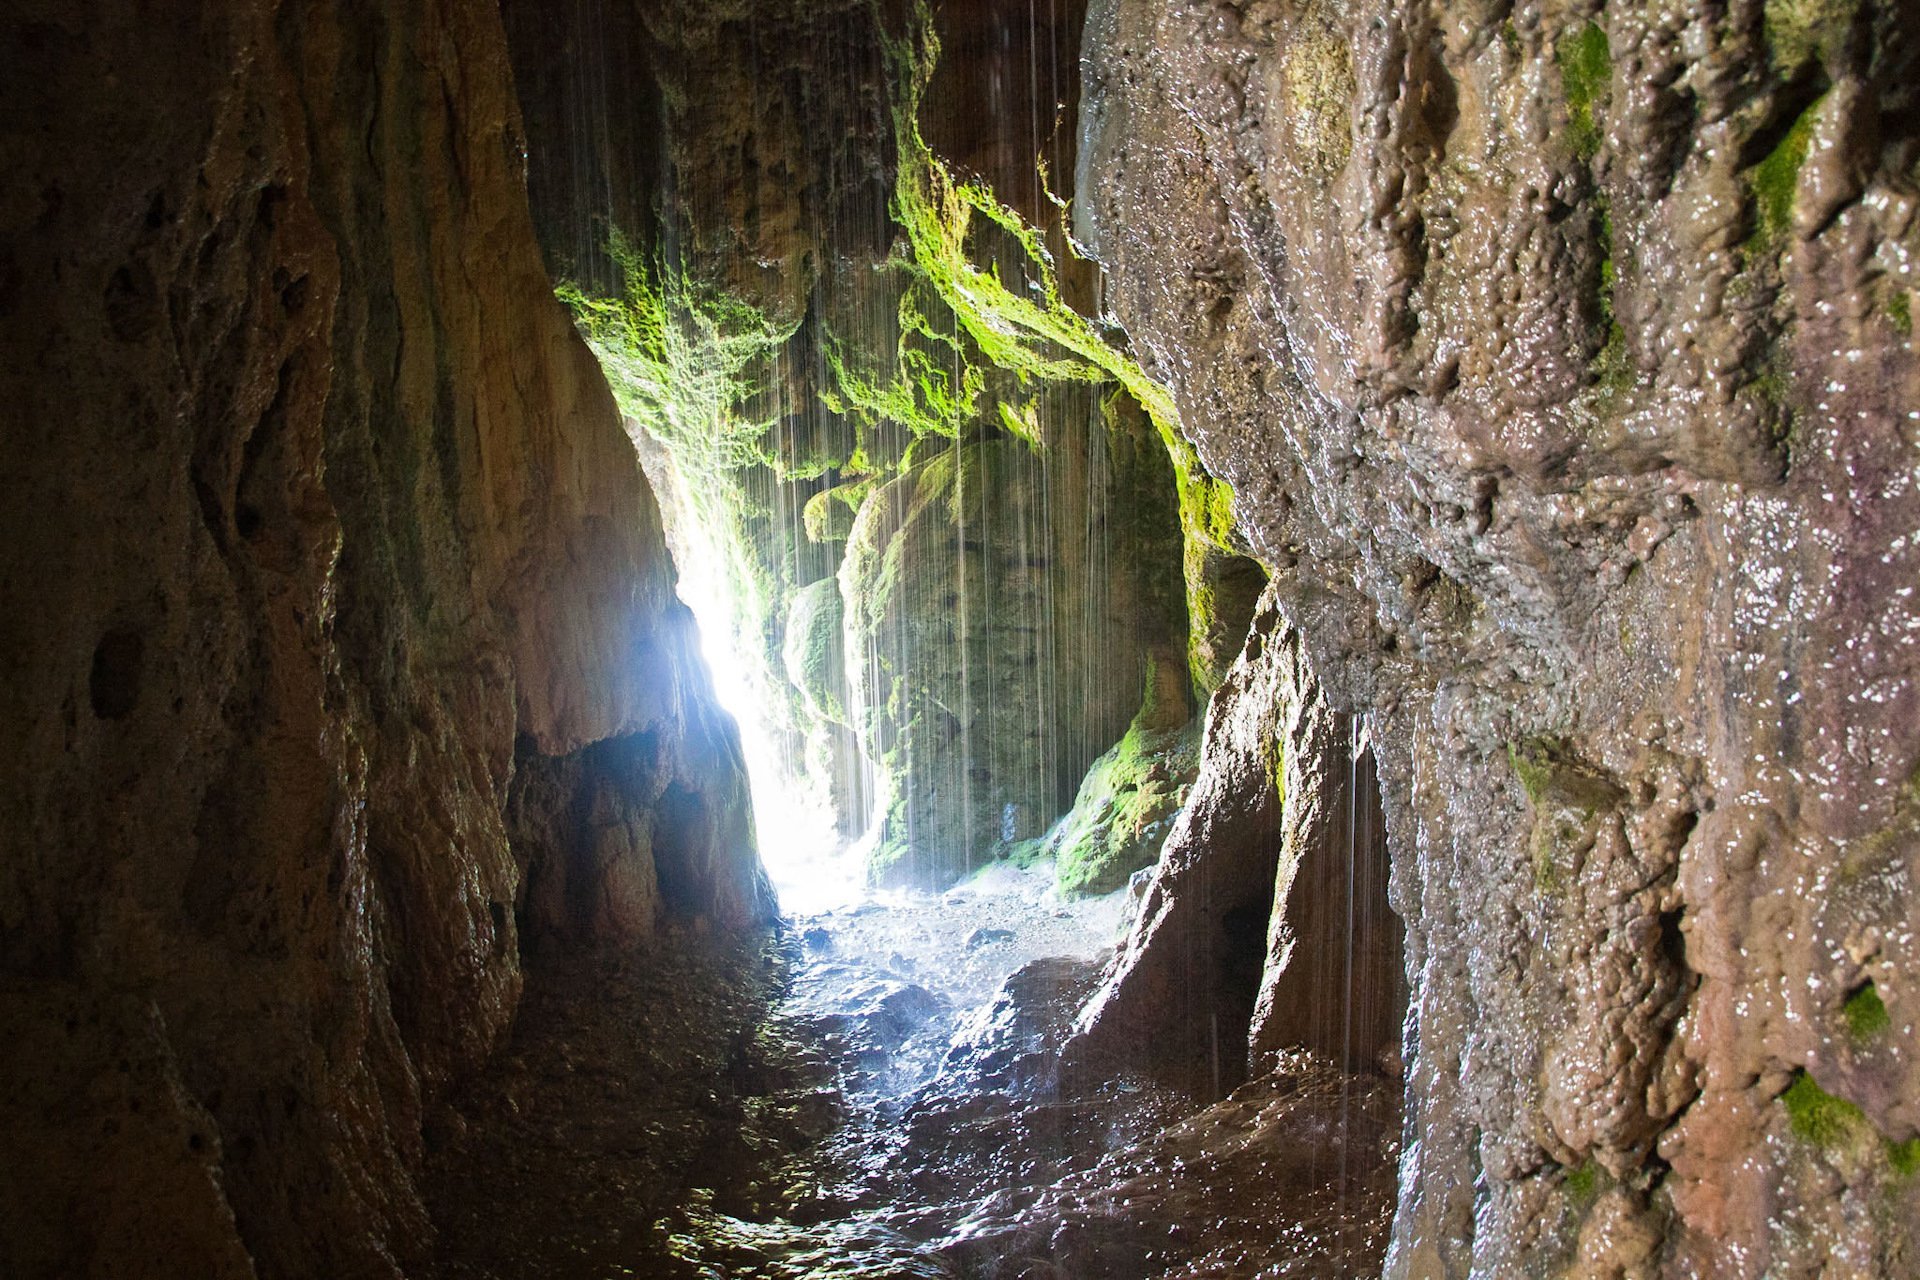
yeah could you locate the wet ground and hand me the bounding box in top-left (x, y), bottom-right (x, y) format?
top-left (425, 863), bottom-right (1397, 1279)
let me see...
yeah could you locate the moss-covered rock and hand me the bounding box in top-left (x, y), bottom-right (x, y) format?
top-left (783, 577), bottom-right (850, 727)
top-left (843, 412), bottom-right (1185, 888)
top-left (1050, 713), bottom-right (1201, 897)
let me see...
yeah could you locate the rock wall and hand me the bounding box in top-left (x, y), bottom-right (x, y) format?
top-left (0, 2), bottom-right (769, 1276)
top-left (841, 402), bottom-right (1186, 887)
top-left (1077, 0), bottom-right (1920, 1273)
top-left (1066, 590), bottom-right (1404, 1096)
top-left (505, 0), bottom-right (1197, 890)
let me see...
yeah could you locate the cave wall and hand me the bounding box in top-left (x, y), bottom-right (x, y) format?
top-left (0, 2), bottom-right (769, 1276)
top-left (1076, 0), bottom-right (1920, 1273)
top-left (504, 0), bottom-right (1196, 890)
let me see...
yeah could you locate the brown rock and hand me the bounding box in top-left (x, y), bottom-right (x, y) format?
top-left (0, 2), bottom-right (768, 1274)
top-left (1077, 0), bottom-right (1920, 1269)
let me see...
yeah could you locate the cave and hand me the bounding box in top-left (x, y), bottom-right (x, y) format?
top-left (4, 1), bottom-right (1919, 1278)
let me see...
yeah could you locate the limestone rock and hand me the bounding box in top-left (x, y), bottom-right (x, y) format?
top-left (0, 2), bottom-right (767, 1273)
top-left (1077, 0), bottom-right (1920, 1268)
top-left (1048, 713), bottom-right (1200, 899)
top-left (841, 426), bottom-right (1175, 889)
top-left (1066, 591), bottom-right (1404, 1097)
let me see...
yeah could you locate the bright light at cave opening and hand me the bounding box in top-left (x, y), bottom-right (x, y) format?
top-left (642, 473), bottom-right (867, 918)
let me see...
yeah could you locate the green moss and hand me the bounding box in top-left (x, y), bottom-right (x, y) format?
top-left (820, 285), bottom-right (984, 449)
top-left (1500, 20), bottom-right (1522, 57)
top-left (1509, 738), bottom-right (1624, 895)
top-left (1508, 739), bottom-right (1558, 807)
top-left (1590, 201), bottom-right (1634, 397)
top-left (1749, 96), bottom-right (1822, 251)
top-left (801, 479), bottom-right (873, 544)
top-left (1749, 339), bottom-right (1798, 449)
top-left (878, 2), bottom-right (1245, 711)
top-left (1889, 289), bottom-right (1912, 337)
top-left (1002, 836), bottom-right (1051, 869)
top-left (782, 578), bottom-right (849, 727)
top-left (1564, 1160), bottom-right (1604, 1203)
top-left (881, 1), bottom-right (1183, 440)
top-left (1556, 22), bottom-right (1612, 162)
top-left (1844, 981), bottom-right (1892, 1043)
top-left (1764, 0), bottom-right (1855, 74)
top-left (558, 234), bottom-right (804, 729)
top-left (1052, 717), bottom-right (1201, 897)
top-left (1777, 1069), bottom-right (1920, 1178)
top-left (1782, 1070), bottom-right (1869, 1149)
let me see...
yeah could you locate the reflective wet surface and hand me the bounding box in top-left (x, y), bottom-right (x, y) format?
top-left (428, 862), bottom-right (1395, 1279)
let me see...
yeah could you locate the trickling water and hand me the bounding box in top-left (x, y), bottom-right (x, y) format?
top-left (490, 1), bottom-right (1410, 1274)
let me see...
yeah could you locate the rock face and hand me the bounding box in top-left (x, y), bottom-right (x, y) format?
top-left (505, 0), bottom-right (1196, 890)
top-left (1067, 592), bottom-right (1405, 1097)
top-left (0, 3), bottom-right (769, 1276)
top-left (842, 408), bottom-right (1187, 888)
top-left (1077, 0), bottom-right (1920, 1272)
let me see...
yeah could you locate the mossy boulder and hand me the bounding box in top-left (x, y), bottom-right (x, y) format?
top-left (783, 577), bottom-right (850, 727)
top-left (1050, 715), bottom-right (1202, 897)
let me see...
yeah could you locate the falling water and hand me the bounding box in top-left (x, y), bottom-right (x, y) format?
top-left (491, 0), bottom-right (1413, 1274)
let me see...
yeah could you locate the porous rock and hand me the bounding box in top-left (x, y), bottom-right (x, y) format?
top-left (0, 3), bottom-right (769, 1274)
top-left (1076, 0), bottom-right (1920, 1270)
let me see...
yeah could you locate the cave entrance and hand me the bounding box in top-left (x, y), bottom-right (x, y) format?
top-left (486, 0), bottom-right (1416, 1270)
top-left (638, 457), bottom-right (868, 917)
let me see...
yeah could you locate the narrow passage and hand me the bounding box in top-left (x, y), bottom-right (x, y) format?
top-left (426, 862), bottom-right (1398, 1279)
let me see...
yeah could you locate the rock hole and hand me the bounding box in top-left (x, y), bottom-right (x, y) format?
top-left (256, 183), bottom-right (288, 230)
top-left (88, 627), bottom-right (144, 720)
top-left (103, 261), bottom-right (158, 342)
top-left (1657, 907), bottom-right (1688, 973)
top-left (1737, 70), bottom-right (1829, 170)
top-left (0, 248), bottom-right (20, 319)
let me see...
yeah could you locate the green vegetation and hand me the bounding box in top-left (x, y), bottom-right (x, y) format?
top-left (782, 578), bottom-right (849, 726)
top-left (873, 0), bottom-right (1244, 703)
top-left (1508, 738), bottom-right (1624, 894)
top-left (1564, 1159), bottom-right (1603, 1203)
top-left (1051, 716), bottom-right (1201, 897)
top-left (802, 479), bottom-right (874, 544)
top-left (1508, 738), bottom-right (1561, 808)
top-left (1889, 288), bottom-right (1912, 337)
top-left (819, 287), bottom-right (985, 447)
top-left (1778, 1069), bottom-right (1920, 1177)
top-left (1782, 1070), bottom-right (1869, 1148)
top-left (1556, 22), bottom-right (1612, 162)
top-left (1591, 202), bottom-right (1633, 397)
top-left (1750, 96), bottom-right (1823, 251)
top-left (1750, 340), bottom-right (1797, 450)
top-left (556, 234), bottom-right (811, 746)
top-left (1843, 981), bottom-right (1892, 1043)
top-left (1764, 0), bottom-right (1854, 74)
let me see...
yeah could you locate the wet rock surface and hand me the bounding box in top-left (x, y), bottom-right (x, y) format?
top-left (0, 1), bottom-right (768, 1273)
top-left (427, 863), bottom-right (1398, 1278)
top-left (1077, 0), bottom-right (1920, 1270)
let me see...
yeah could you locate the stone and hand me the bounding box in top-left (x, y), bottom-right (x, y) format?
top-left (841, 427), bottom-right (1180, 889)
top-left (1077, 0), bottom-right (1920, 1268)
top-left (0, 2), bottom-right (769, 1273)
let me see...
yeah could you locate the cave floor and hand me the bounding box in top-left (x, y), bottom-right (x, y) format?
top-left (424, 865), bottom-right (1398, 1279)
